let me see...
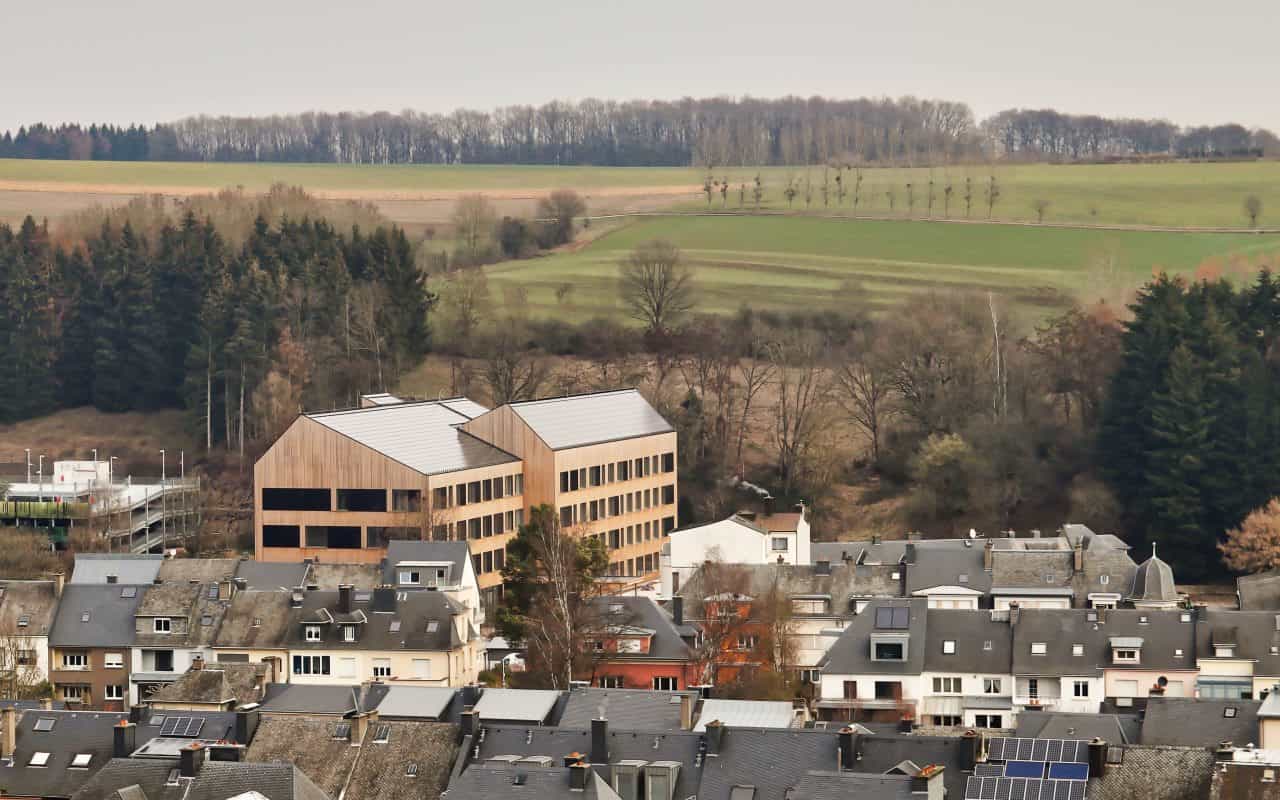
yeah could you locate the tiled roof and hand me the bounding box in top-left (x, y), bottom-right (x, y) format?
top-left (557, 687), bottom-right (694, 731)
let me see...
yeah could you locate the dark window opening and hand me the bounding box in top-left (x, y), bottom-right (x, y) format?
top-left (874, 642), bottom-right (905, 660)
top-left (874, 681), bottom-right (903, 700)
top-left (368, 527), bottom-right (422, 548)
top-left (392, 490), bottom-right (422, 512)
top-left (662, 485), bottom-right (675, 505)
top-left (306, 526), bottom-right (362, 549)
top-left (262, 488), bottom-right (330, 511)
top-left (662, 452), bottom-right (675, 473)
top-left (337, 489), bottom-right (386, 512)
top-left (263, 525), bottom-right (301, 548)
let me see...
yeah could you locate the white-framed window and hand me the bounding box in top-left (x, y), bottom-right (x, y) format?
top-left (932, 677), bottom-right (962, 693)
top-left (653, 676), bottom-right (678, 691)
top-left (1072, 644), bottom-right (1085, 656)
top-left (399, 570), bottom-right (420, 585)
top-left (974, 714), bottom-right (1003, 729)
top-left (799, 668), bottom-right (820, 684)
top-left (1073, 680), bottom-right (1090, 697)
top-left (772, 537), bottom-right (789, 551)
top-left (153, 618), bottom-right (171, 634)
top-left (1031, 642), bottom-right (1047, 655)
top-left (62, 686), bottom-right (84, 702)
top-left (293, 655), bottom-right (331, 676)
top-left (104, 652), bottom-right (124, 669)
top-left (62, 652), bottom-right (87, 669)
top-left (736, 634), bottom-right (759, 651)
top-left (1215, 646), bottom-right (1235, 658)
top-left (412, 659), bottom-right (431, 680)
top-left (600, 676), bottom-right (624, 689)
top-left (29, 752), bottom-right (50, 767)
top-left (616, 638), bottom-right (642, 654)
top-left (984, 678), bottom-right (1002, 694)
top-left (105, 685), bottom-right (124, 701)
top-left (373, 659), bottom-right (391, 678)
top-left (305, 625), bottom-right (322, 642)
top-left (931, 715), bottom-right (962, 727)
top-left (942, 640), bottom-right (956, 654)
top-left (343, 625), bottom-right (357, 643)
top-left (1114, 648), bottom-right (1139, 663)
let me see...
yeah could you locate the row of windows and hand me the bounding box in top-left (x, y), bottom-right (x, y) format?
top-left (931, 677), bottom-right (1004, 694)
top-left (598, 675), bottom-right (681, 691)
top-left (263, 510), bottom-right (525, 549)
top-left (608, 553), bottom-right (659, 577)
top-left (59, 684), bottom-right (125, 703)
top-left (262, 488), bottom-right (423, 513)
top-left (558, 453), bottom-right (675, 494)
top-left (433, 474), bottom-right (524, 509)
top-left (294, 654), bottom-right (438, 680)
top-left (559, 488), bottom-right (675, 528)
top-left (928, 714), bottom-right (1004, 729)
top-left (594, 520), bottom-right (668, 551)
top-left (472, 548), bottom-right (507, 575)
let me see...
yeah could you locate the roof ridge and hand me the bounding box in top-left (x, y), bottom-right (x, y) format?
top-left (506, 387), bottom-right (639, 406)
top-left (307, 396), bottom-right (476, 420)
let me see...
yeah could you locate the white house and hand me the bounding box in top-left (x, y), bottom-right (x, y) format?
top-left (660, 506), bottom-right (810, 598)
top-left (381, 540), bottom-right (484, 624)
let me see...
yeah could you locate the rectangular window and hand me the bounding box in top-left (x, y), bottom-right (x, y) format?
top-left (153, 618), bottom-right (171, 634)
top-left (1031, 642), bottom-right (1047, 655)
top-left (600, 676), bottom-right (624, 689)
top-left (1073, 680), bottom-right (1090, 697)
top-left (652, 676), bottom-right (678, 691)
top-left (663, 517), bottom-right (676, 534)
top-left (662, 485), bottom-right (675, 505)
top-left (662, 452), bottom-right (675, 473)
top-left (873, 641), bottom-right (905, 661)
top-left (984, 678), bottom-right (1002, 694)
top-left (413, 659), bottom-right (431, 680)
top-left (494, 513), bottom-right (505, 535)
top-left (392, 489), bottom-right (422, 512)
top-left (473, 554), bottom-right (482, 575)
top-left (262, 488), bottom-right (330, 511)
top-left (105, 685), bottom-right (124, 701)
top-left (1114, 649), bottom-right (1139, 663)
top-left (456, 483), bottom-right (468, 506)
top-left (305, 625), bottom-right (322, 642)
top-left (560, 506), bottom-right (574, 528)
top-left (399, 570), bottom-right (421, 586)
top-left (373, 659), bottom-right (391, 678)
top-left (292, 655), bottom-right (331, 676)
top-left (974, 714), bottom-right (1003, 729)
top-left (505, 475), bottom-right (514, 496)
top-left (483, 551), bottom-right (494, 574)
top-left (468, 482), bottom-right (481, 503)
top-left (432, 487), bottom-right (450, 509)
top-left (931, 715), bottom-right (962, 727)
top-left (843, 681), bottom-right (858, 699)
top-left (618, 461), bottom-right (630, 481)
top-left (104, 652), bottom-right (124, 668)
top-left (367, 527), bottom-right (421, 548)
top-left (1072, 644), bottom-right (1085, 656)
top-left (514, 474), bottom-right (523, 494)
top-left (337, 489), bottom-right (387, 512)
top-left (590, 466), bottom-right (602, 487)
top-left (468, 518), bottom-right (481, 539)
top-left (432, 524), bottom-right (449, 541)
top-left (608, 463), bottom-right (615, 483)
top-left (932, 677), bottom-right (961, 693)
top-left (17, 650), bottom-right (36, 666)
top-left (942, 640), bottom-right (956, 654)
top-left (483, 480), bottom-right (493, 502)
top-left (305, 526), bottom-right (361, 549)
top-left (772, 537), bottom-right (789, 552)
top-left (494, 479), bottom-right (505, 499)
top-left (483, 515), bottom-right (493, 537)
top-left (62, 686), bottom-right (85, 703)
top-left (342, 625), bottom-right (357, 643)
top-left (494, 548), bottom-right (506, 572)
top-left (262, 525), bottom-right (300, 548)
top-left (62, 652), bottom-right (87, 668)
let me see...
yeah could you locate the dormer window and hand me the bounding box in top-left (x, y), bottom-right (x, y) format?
top-left (305, 625), bottom-right (322, 642)
top-left (1072, 644), bottom-right (1085, 656)
top-left (616, 638), bottom-right (642, 654)
top-left (153, 618), bottom-right (171, 634)
top-left (1114, 648), bottom-right (1139, 663)
top-left (1215, 645), bottom-right (1235, 658)
top-left (342, 625), bottom-right (357, 642)
top-left (942, 640), bottom-right (956, 654)
top-left (399, 570), bottom-right (421, 586)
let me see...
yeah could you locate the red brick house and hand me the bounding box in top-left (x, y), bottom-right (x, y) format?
top-left (584, 596), bottom-right (698, 691)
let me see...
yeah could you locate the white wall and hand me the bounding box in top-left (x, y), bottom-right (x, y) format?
top-left (130, 646), bottom-right (201, 706)
top-left (994, 597), bottom-right (1072, 610)
top-left (662, 519), bottom-right (767, 598)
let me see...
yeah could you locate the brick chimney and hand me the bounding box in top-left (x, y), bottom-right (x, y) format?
top-left (1, 707), bottom-right (16, 761)
top-left (113, 721), bottom-right (137, 759)
top-left (53, 571), bottom-right (65, 599)
top-left (179, 743), bottom-right (205, 778)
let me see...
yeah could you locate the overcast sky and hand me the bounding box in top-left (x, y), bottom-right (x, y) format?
top-left (4, 0), bottom-right (1277, 134)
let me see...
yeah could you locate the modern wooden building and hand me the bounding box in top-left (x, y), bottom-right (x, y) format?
top-left (254, 390), bottom-right (677, 605)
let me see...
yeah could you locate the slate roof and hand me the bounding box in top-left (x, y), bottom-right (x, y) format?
top-left (381, 541), bottom-right (470, 586)
top-left (693, 699), bottom-right (794, 731)
top-left (505, 389), bottom-right (673, 450)
top-left (446, 765), bottom-right (618, 800)
top-left (374, 686), bottom-right (458, 720)
top-left (853, 733), bottom-right (969, 800)
top-left (557, 687), bottom-right (694, 731)
top-left (234, 561), bottom-right (310, 592)
top-left (1196, 609), bottom-right (1280, 675)
top-left (285, 588), bottom-right (466, 652)
top-left (0, 580), bottom-right (58, 637)
top-left (342, 720), bottom-right (458, 800)
top-left (213, 591), bottom-right (293, 650)
top-left (258, 683), bottom-right (389, 716)
top-left (156, 558), bottom-right (239, 585)
top-left (470, 723), bottom-right (703, 799)
top-left (0, 710), bottom-right (138, 798)
top-left (305, 401), bottom-right (517, 476)
top-left (785, 770), bottom-right (917, 800)
top-left (70, 757), bottom-right (330, 800)
top-left (305, 563), bottom-right (383, 590)
top-left (923, 609), bottom-right (1013, 674)
top-left (70, 554), bottom-right (163, 585)
top-left (819, 600), bottom-right (926, 675)
top-left (1015, 711), bottom-right (1141, 743)
top-left (1139, 697), bottom-right (1263, 747)
top-left (594, 596), bottom-right (692, 662)
top-left (1237, 570), bottom-right (1280, 610)
top-left (134, 584), bottom-right (228, 650)
top-left (245, 715), bottom-right (361, 798)
top-left (473, 689), bottom-right (561, 724)
top-left (50, 584), bottom-right (147, 648)
top-left (1012, 608), bottom-right (1195, 675)
top-left (1129, 548), bottom-right (1179, 603)
top-left (677, 563), bottom-right (899, 621)
top-left (903, 541), bottom-right (992, 594)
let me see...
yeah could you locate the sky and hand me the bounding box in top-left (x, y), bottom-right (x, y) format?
top-left (4, 0), bottom-right (1278, 134)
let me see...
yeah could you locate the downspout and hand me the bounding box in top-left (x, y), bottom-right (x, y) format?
top-left (336, 716), bottom-right (368, 800)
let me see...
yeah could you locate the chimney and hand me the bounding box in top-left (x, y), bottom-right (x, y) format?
top-left (191, 655), bottom-right (205, 671)
top-left (461, 684), bottom-right (482, 708)
top-left (460, 706), bottom-right (479, 741)
top-left (983, 541), bottom-right (994, 571)
top-left (838, 727), bottom-right (858, 770)
top-left (564, 752), bottom-right (586, 767)
top-left (338, 584), bottom-right (354, 614)
top-left (910, 764), bottom-right (945, 798)
top-left (39, 698), bottom-right (52, 711)
top-left (960, 730), bottom-right (979, 772)
top-left (705, 720), bottom-right (724, 756)
top-left (671, 597), bottom-right (684, 627)
top-left (128, 705), bottom-right (144, 724)
top-left (1008, 603), bottom-right (1021, 626)
top-left (898, 714), bottom-right (913, 734)
top-left (113, 721), bottom-right (137, 759)
top-left (590, 718), bottom-right (609, 764)
top-left (1088, 738), bottom-right (1107, 779)
top-left (207, 743), bottom-right (244, 762)
top-left (1216, 741), bottom-right (1235, 762)
top-left (904, 543), bottom-right (916, 564)
top-left (1031, 529), bottom-right (1041, 539)
top-left (179, 743), bottom-right (205, 778)
top-left (1073, 541), bottom-right (1084, 573)
top-left (235, 705), bottom-right (260, 744)
top-left (352, 710), bottom-right (377, 743)
top-left (569, 761), bottom-right (590, 791)
top-left (679, 693), bottom-right (695, 731)
top-left (1, 707), bottom-right (16, 761)
top-left (53, 571), bottom-right (65, 599)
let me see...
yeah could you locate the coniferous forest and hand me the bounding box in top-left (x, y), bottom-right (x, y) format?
top-left (0, 212), bottom-right (433, 450)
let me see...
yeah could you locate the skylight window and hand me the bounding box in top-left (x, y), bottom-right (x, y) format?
top-left (1225, 707), bottom-right (1239, 718)
top-left (71, 754), bottom-right (92, 768)
top-left (80, 612), bottom-right (91, 623)
top-left (17, 615), bottom-right (30, 627)
top-left (942, 640), bottom-right (956, 654)
top-left (426, 620), bottom-right (439, 633)
top-left (1031, 643), bottom-right (1047, 655)
top-left (121, 587), bottom-right (137, 599)
top-left (373, 724), bottom-right (391, 743)
top-left (29, 752), bottom-right (50, 767)
top-left (405, 764), bottom-right (419, 777)
top-left (389, 620), bottom-right (402, 633)
top-left (33, 718), bottom-right (55, 732)
top-left (1072, 644), bottom-right (1085, 656)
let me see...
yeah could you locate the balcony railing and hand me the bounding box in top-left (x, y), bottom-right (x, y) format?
top-left (817, 697), bottom-right (916, 710)
top-left (1014, 693), bottom-right (1062, 707)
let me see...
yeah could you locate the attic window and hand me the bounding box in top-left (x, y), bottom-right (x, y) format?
top-left (208, 586), bottom-right (220, 599)
top-left (333, 723), bottom-right (351, 740)
top-left (1225, 707), bottom-right (1239, 719)
top-left (1044, 574), bottom-right (1055, 583)
top-left (1031, 643), bottom-right (1047, 655)
top-left (17, 615), bottom-right (29, 628)
top-left (1180, 612), bottom-right (1192, 623)
top-left (426, 621), bottom-right (439, 633)
top-left (609, 603), bottom-right (625, 615)
top-left (405, 764), bottom-right (419, 778)
top-left (81, 612), bottom-right (91, 623)
top-left (373, 724), bottom-right (391, 743)
top-left (71, 753), bottom-right (92, 768)
top-left (943, 640), bottom-right (956, 654)
top-left (1175, 649), bottom-right (1184, 657)
top-left (389, 620), bottom-right (402, 633)
top-left (33, 718), bottom-right (55, 732)
top-left (983, 640), bottom-right (993, 651)
top-left (1271, 646), bottom-right (1279, 655)
top-left (891, 571), bottom-right (900, 581)
top-left (252, 618), bottom-right (262, 628)
top-left (29, 752), bottom-right (50, 767)
top-left (1100, 575), bottom-right (1109, 585)
top-left (958, 574), bottom-right (969, 584)
top-left (1138, 615), bottom-right (1149, 625)
top-left (121, 587), bottom-right (136, 598)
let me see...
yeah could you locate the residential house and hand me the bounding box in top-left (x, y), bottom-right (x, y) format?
top-left (1140, 697), bottom-right (1263, 748)
top-left (380, 540), bottom-right (482, 624)
top-left (282, 586), bottom-right (481, 686)
top-left (816, 600), bottom-right (927, 723)
top-left (556, 686), bottom-right (698, 731)
top-left (587, 596), bottom-right (697, 691)
top-left (0, 579), bottom-right (60, 693)
top-left (210, 590), bottom-right (293, 678)
top-left (919, 609), bottom-right (1014, 730)
top-left (48, 584), bottom-right (147, 710)
top-left (660, 505), bottom-right (810, 598)
top-left (146, 661), bottom-right (272, 711)
top-left (70, 756), bottom-right (330, 800)
top-left (987, 526), bottom-right (1141, 611)
top-left (130, 582), bottom-right (229, 705)
top-left (1195, 609), bottom-right (1280, 700)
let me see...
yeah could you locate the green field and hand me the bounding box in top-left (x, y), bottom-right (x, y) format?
top-left (2, 159), bottom-right (1279, 229)
top-left (486, 215), bottom-right (1280, 321)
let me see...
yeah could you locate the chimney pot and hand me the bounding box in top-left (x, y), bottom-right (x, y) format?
top-left (569, 761), bottom-right (590, 791)
top-left (113, 721), bottom-right (137, 759)
top-left (705, 720), bottom-right (725, 755)
top-left (339, 585), bottom-right (354, 614)
top-left (590, 718), bottom-right (609, 764)
top-left (1, 707), bottom-right (16, 761)
top-left (838, 727), bottom-right (858, 770)
top-left (1088, 738), bottom-right (1107, 778)
top-left (179, 743), bottom-right (205, 778)
top-left (671, 597), bottom-right (684, 627)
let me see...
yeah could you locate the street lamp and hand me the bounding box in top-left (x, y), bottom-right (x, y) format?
top-left (24, 449), bottom-right (31, 485)
top-left (108, 456), bottom-right (119, 553)
top-left (37, 455), bottom-right (44, 502)
top-left (160, 449), bottom-right (167, 548)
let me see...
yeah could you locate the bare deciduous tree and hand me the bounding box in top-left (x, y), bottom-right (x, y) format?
top-left (768, 333), bottom-right (832, 497)
top-left (1245, 195), bottom-right (1264, 228)
top-left (480, 321), bottom-right (551, 404)
top-left (451, 194), bottom-right (497, 265)
top-left (619, 240), bottom-right (695, 334)
top-left (834, 332), bottom-right (896, 464)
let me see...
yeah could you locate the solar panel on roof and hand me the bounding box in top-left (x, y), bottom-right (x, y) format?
top-left (1031, 740), bottom-right (1049, 762)
top-left (1046, 740), bottom-right (1063, 762)
top-left (1010, 778), bottom-right (1027, 800)
top-left (160, 717), bottom-right (205, 737)
top-left (893, 606), bottom-right (909, 628)
top-left (988, 738), bottom-right (1006, 760)
top-left (1025, 779), bottom-right (1042, 800)
top-left (1006, 761), bottom-right (1044, 779)
top-left (1068, 781), bottom-right (1085, 800)
top-left (995, 778), bottom-right (1013, 800)
top-left (966, 777), bottom-right (982, 799)
top-left (1048, 763), bottom-right (1088, 781)
top-left (982, 777), bottom-right (998, 800)
top-left (976, 764), bottom-right (1005, 777)
top-left (1017, 739), bottom-right (1034, 760)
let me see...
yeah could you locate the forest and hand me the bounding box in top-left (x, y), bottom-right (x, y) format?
top-left (1, 96), bottom-right (1275, 166)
